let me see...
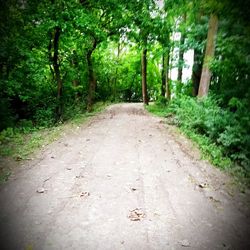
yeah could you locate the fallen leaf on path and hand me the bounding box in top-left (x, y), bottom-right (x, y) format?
top-left (80, 192), bottom-right (90, 198)
top-left (222, 243), bottom-right (231, 249)
top-left (36, 188), bottom-right (46, 193)
top-left (180, 239), bottom-right (190, 247)
top-left (198, 182), bottom-right (208, 188)
top-left (209, 196), bottom-right (220, 203)
top-left (76, 175), bottom-right (84, 178)
top-left (128, 208), bottom-right (146, 221)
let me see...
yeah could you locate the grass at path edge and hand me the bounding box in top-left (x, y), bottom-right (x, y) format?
top-left (146, 103), bottom-right (250, 190)
top-left (0, 102), bottom-right (110, 183)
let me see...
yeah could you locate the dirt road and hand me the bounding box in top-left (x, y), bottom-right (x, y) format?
top-left (0, 103), bottom-right (249, 249)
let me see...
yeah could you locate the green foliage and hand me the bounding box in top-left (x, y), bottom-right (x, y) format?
top-left (148, 95), bottom-right (250, 186)
top-left (146, 105), bottom-right (168, 117)
top-left (146, 99), bottom-right (170, 117)
top-left (169, 96), bottom-right (250, 173)
top-left (0, 0), bottom-right (163, 130)
top-left (0, 101), bottom-right (109, 185)
top-left (156, 96), bottom-right (169, 106)
top-left (33, 108), bottom-right (55, 128)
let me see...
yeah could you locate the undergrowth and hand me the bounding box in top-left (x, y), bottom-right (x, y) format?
top-left (147, 96), bottom-right (250, 188)
top-left (0, 101), bottom-right (110, 183)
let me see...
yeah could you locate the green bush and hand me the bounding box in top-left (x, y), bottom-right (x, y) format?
top-left (155, 96), bottom-right (168, 106)
top-left (0, 128), bottom-right (16, 143)
top-left (169, 95), bottom-right (250, 172)
top-left (16, 119), bottom-right (34, 133)
top-left (34, 108), bottom-right (55, 127)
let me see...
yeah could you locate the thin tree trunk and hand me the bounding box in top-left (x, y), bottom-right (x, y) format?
top-left (167, 44), bottom-right (175, 100)
top-left (48, 31), bottom-right (54, 78)
top-left (161, 54), bottom-right (166, 97)
top-left (113, 42), bottom-right (121, 101)
top-left (177, 15), bottom-right (186, 82)
top-left (141, 48), bottom-right (148, 105)
top-left (192, 48), bottom-right (203, 96)
top-left (165, 53), bottom-right (171, 100)
top-left (71, 51), bottom-right (80, 101)
top-left (198, 14), bottom-right (218, 97)
top-left (52, 27), bottom-right (63, 119)
top-left (177, 34), bottom-right (185, 82)
top-left (87, 39), bottom-right (97, 112)
top-left (161, 49), bottom-right (170, 100)
top-left (191, 12), bottom-right (203, 96)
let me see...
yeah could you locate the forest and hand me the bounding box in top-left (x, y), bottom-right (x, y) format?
top-left (0, 0), bottom-right (250, 184)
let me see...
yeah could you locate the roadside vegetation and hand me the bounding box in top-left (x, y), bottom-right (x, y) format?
top-left (0, 102), bottom-right (109, 183)
top-left (147, 96), bottom-right (250, 188)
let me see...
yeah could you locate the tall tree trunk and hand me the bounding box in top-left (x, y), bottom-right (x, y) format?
top-left (113, 42), bottom-right (121, 101)
top-left (167, 44), bottom-right (175, 100)
top-left (52, 27), bottom-right (63, 119)
top-left (177, 33), bottom-right (185, 82)
top-left (71, 51), bottom-right (80, 101)
top-left (161, 49), bottom-right (170, 99)
top-left (177, 15), bottom-right (186, 83)
top-left (87, 39), bottom-right (97, 112)
top-left (198, 14), bottom-right (218, 97)
top-left (192, 48), bottom-right (203, 96)
top-left (141, 48), bottom-right (148, 105)
top-left (191, 12), bottom-right (203, 97)
top-left (161, 53), bottom-right (166, 97)
top-left (48, 32), bottom-right (54, 78)
top-left (165, 53), bottom-right (171, 100)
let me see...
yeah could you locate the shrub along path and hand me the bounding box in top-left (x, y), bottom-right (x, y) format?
top-left (0, 103), bottom-right (249, 249)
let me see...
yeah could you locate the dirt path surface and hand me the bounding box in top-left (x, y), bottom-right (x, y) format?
top-left (0, 103), bottom-right (250, 250)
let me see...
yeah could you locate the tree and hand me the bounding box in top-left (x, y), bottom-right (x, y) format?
top-left (79, 0), bottom-right (131, 111)
top-left (177, 14), bottom-right (186, 83)
top-left (198, 14), bottom-right (218, 97)
top-left (86, 38), bottom-right (97, 112)
top-left (154, 1), bottom-right (173, 100)
top-left (135, 2), bottom-right (152, 105)
top-left (189, 12), bottom-right (207, 97)
top-left (49, 27), bottom-right (63, 118)
top-left (141, 46), bottom-right (148, 105)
